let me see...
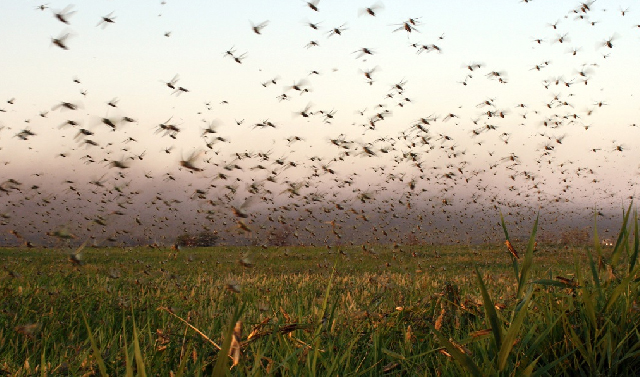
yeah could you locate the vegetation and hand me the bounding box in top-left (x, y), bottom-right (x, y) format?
top-left (175, 231), bottom-right (220, 247)
top-left (1, 207), bottom-right (639, 376)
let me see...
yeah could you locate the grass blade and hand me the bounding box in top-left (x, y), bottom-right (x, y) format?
top-left (131, 314), bottom-right (147, 377)
top-left (498, 287), bottom-right (530, 371)
top-left (611, 202), bottom-right (633, 268)
top-left (428, 323), bottom-right (483, 377)
top-left (587, 213), bottom-right (603, 301)
top-left (517, 213), bottom-right (538, 299)
top-left (81, 311), bottom-right (109, 377)
top-left (500, 210), bottom-right (511, 241)
top-left (175, 343), bottom-right (191, 377)
top-left (475, 265), bottom-right (502, 351)
top-left (122, 314), bottom-right (133, 377)
top-left (212, 303), bottom-right (244, 377)
top-left (519, 356), bottom-right (540, 377)
top-left (311, 265), bottom-right (336, 375)
top-left (531, 350), bottom-right (576, 377)
top-left (531, 279), bottom-right (578, 289)
top-left (593, 209), bottom-right (604, 272)
top-left (630, 210), bottom-right (639, 273)
top-left (604, 270), bottom-right (638, 312)
top-left (501, 211), bottom-right (520, 280)
top-left (576, 256), bottom-right (597, 329)
top-left (40, 343), bottom-right (46, 377)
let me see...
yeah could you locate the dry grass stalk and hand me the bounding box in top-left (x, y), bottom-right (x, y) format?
top-left (157, 307), bottom-right (221, 350)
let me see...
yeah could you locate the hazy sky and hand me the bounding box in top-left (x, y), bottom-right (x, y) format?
top-left (0, 0), bottom-right (639, 245)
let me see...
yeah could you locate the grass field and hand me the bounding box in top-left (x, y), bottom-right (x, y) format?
top-left (1, 211), bottom-right (639, 376)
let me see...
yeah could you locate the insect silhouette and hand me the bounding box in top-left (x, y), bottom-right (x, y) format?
top-left (601, 34), bottom-right (618, 49)
top-left (51, 32), bottom-right (71, 50)
top-left (359, 2), bottom-right (384, 17)
top-left (250, 20), bottom-right (269, 35)
top-left (52, 5), bottom-right (75, 24)
top-left (327, 24), bottom-right (347, 37)
top-left (180, 150), bottom-right (205, 172)
top-left (162, 74), bottom-right (180, 90)
top-left (97, 12), bottom-right (116, 28)
top-left (393, 18), bottom-right (421, 33)
top-left (306, 0), bottom-right (320, 12)
top-left (305, 21), bottom-right (322, 30)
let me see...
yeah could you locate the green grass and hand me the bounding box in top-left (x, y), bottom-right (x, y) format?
top-left (1, 210), bottom-right (639, 375)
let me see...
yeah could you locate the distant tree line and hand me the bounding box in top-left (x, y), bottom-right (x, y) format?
top-left (175, 231), bottom-right (219, 247)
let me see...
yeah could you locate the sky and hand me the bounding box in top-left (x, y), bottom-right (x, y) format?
top-left (0, 0), bottom-right (639, 246)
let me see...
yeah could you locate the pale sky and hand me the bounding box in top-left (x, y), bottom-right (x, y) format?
top-left (0, 0), bottom-right (639, 245)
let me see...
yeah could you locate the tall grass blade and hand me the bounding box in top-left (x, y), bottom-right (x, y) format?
top-left (81, 311), bottom-right (109, 377)
top-left (475, 265), bottom-right (502, 350)
top-left (498, 286), bottom-right (530, 371)
top-left (531, 279), bottom-right (578, 289)
top-left (517, 213), bottom-right (538, 299)
top-left (131, 314), bottom-right (147, 377)
top-left (587, 212), bottom-right (603, 301)
top-left (499, 211), bottom-right (510, 241)
top-left (564, 313), bottom-right (595, 371)
top-left (212, 304), bottom-right (244, 377)
top-left (593, 209), bottom-right (604, 270)
top-left (611, 202), bottom-right (633, 268)
top-left (40, 343), bottom-right (46, 377)
top-left (574, 255), bottom-right (597, 334)
top-left (175, 343), bottom-right (191, 377)
top-left (122, 315), bottom-right (133, 377)
top-left (326, 336), bottom-right (359, 375)
top-left (528, 315), bottom-right (561, 355)
top-left (428, 323), bottom-right (483, 377)
top-left (630, 210), bottom-right (639, 273)
top-left (312, 266), bottom-right (335, 376)
top-left (582, 289), bottom-right (597, 333)
top-left (519, 356), bottom-right (540, 377)
top-left (501, 211), bottom-right (520, 278)
top-left (604, 269), bottom-right (639, 312)
top-left (530, 350), bottom-right (576, 377)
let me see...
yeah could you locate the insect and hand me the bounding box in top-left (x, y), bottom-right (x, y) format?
top-left (327, 23), bottom-right (347, 37)
top-left (173, 86), bottom-right (189, 95)
top-left (505, 240), bottom-right (519, 259)
top-left (231, 196), bottom-right (257, 219)
top-left (52, 101), bottom-right (78, 111)
top-left (360, 66), bottom-right (378, 84)
top-left (180, 150), bottom-right (205, 172)
top-left (250, 20), bottom-right (269, 34)
top-left (393, 18), bottom-right (421, 33)
top-left (306, 0), bottom-right (320, 12)
top-left (353, 47), bottom-right (375, 58)
top-left (162, 74), bottom-right (180, 90)
top-left (233, 53), bottom-right (247, 64)
top-left (555, 33), bottom-right (570, 44)
top-left (305, 40), bottom-right (320, 48)
top-left (52, 5), bottom-right (75, 24)
top-left (295, 103), bottom-right (313, 118)
top-left (51, 33), bottom-right (71, 50)
top-left (601, 34), bottom-right (618, 49)
top-left (101, 117), bottom-right (117, 130)
top-left (359, 2), bottom-right (384, 17)
top-left (223, 46), bottom-right (236, 58)
top-left (305, 21), bottom-right (322, 30)
top-left (97, 12), bottom-right (116, 28)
